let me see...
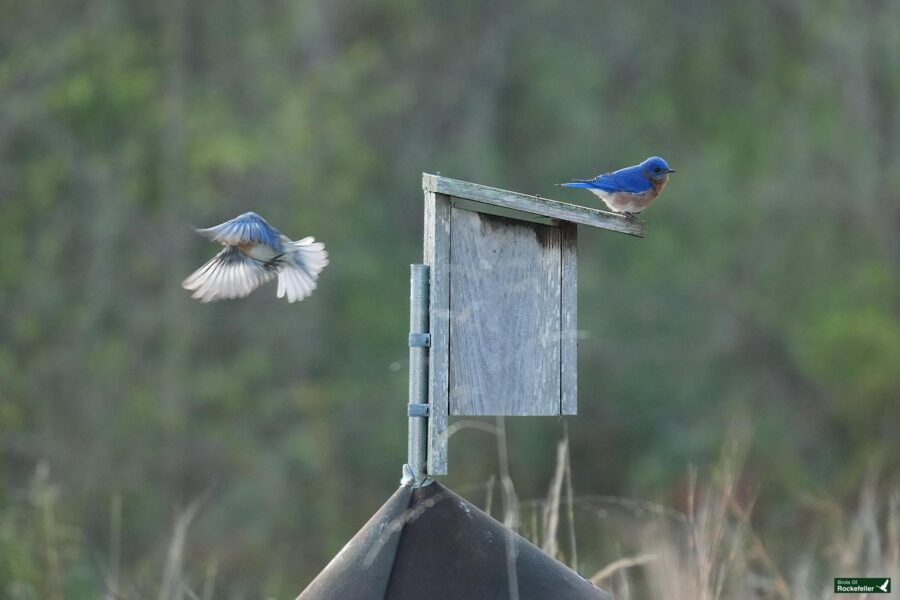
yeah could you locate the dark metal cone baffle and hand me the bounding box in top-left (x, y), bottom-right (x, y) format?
top-left (297, 481), bottom-right (611, 600)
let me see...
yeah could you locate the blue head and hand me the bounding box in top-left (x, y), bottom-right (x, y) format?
top-left (641, 156), bottom-right (675, 182)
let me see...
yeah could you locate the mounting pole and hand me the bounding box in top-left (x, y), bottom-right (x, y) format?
top-left (403, 264), bottom-right (431, 486)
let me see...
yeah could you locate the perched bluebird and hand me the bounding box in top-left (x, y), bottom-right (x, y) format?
top-left (558, 156), bottom-right (675, 218)
top-left (182, 212), bottom-right (328, 303)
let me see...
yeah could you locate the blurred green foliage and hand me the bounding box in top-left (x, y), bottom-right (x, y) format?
top-left (1, 0), bottom-right (899, 597)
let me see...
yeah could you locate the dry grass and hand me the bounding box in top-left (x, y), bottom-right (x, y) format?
top-left (514, 432), bottom-right (900, 600)
top-left (4, 433), bottom-right (898, 599)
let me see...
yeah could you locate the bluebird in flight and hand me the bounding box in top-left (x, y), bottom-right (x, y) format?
top-left (182, 212), bottom-right (328, 303)
top-left (559, 156), bottom-right (674, 219)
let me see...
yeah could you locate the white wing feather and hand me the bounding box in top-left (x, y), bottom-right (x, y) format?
top-left (275, 237), bottom-right (329, 303)
top-left (182, 246), bottom-right (276, 303)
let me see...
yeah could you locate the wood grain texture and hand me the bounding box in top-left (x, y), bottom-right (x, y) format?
top-left (422, 173), bottom-right (645, 238)
top-left (423, 191), bottom-right (450, 475)
top-left (560, 222), bottom-right (578, 415)
top-left (449, 207), bottom-right (562, 416)
top-left (449, 196), bottom-right (558, 227)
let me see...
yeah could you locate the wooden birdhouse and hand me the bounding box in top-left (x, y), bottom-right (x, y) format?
top-left (421, 174), bottom-right (643, 474)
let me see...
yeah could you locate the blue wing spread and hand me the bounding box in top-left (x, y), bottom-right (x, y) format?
top-left (562, 164), bottom-right (651, 194)
top-left (194, 212), bottom-right (281, 248)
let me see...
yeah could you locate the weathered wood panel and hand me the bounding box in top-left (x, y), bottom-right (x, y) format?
top-left (449, 196), bottom-right (558, 227)
top-left (560, 222), bottom-right (578, 415)
top-left (448, 207), bottom-right (562, 416)
top-left (423, 191), bottom-right (451, 475)
top-left (422, 173), bottom-right (645, 238)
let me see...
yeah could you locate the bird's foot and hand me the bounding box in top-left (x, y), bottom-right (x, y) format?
top-left (623, 212), bottom-right (638, 221)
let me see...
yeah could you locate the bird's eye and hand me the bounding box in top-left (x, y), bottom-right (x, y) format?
top-left (653, 167), bottom-right (661, 172)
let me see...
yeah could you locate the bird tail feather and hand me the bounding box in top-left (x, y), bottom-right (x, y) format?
top-left (558, 181), bottom-right (596, 189)
top-left (276, 237), bottom-right (329, 303)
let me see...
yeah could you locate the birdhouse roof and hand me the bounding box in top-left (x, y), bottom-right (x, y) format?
top-left (422, 173), bottom-right (645, 238)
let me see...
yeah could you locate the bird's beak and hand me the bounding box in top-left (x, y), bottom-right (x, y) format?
top-left (665, 168), bottom-right (676, 174)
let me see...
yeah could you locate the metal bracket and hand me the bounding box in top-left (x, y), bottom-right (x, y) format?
top-left (407, 264), bottom-right (431, 483)
top-left (408, 333), bottom-right (431, 347)
top-left (401, 464), bottom-right (435, 488)
top-left (408, 403), bottom-right (430, 417)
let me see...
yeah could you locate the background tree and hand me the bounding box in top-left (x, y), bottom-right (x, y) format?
top-left (1, 0), bottom-right (898, 597)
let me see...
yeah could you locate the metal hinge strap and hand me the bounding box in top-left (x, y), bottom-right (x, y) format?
top-left (408, 404), bottom-right (430, 417)
top-left (408, 333), bottom-right (431, 347)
